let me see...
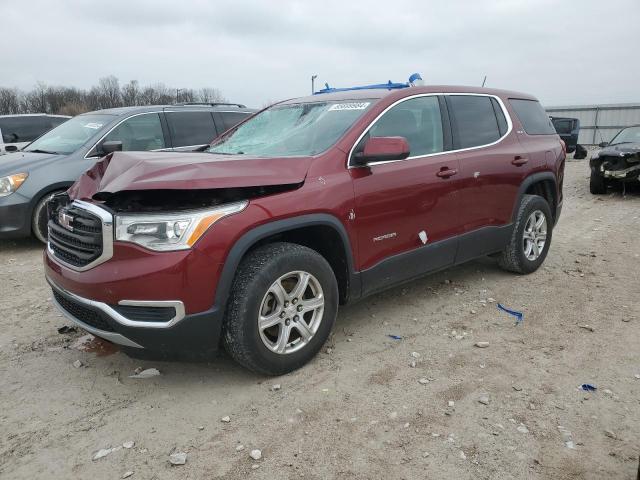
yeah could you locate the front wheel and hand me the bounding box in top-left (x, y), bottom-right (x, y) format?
top-left (32, 191), bottom-right (61, 244)
top-left (223, 242), bottom-right (338, 375)
top-left (589, 170), bottom-right (607, 194)
top-left (498, 194), bottom-right (553, 274)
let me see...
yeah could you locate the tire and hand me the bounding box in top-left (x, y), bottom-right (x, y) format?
top-left (32, 191), bottom-right (60, 244)
top-left (223, 242), bottom-right (339, 375)
top-left (498, 194), bottom-right (553, 274)
top-left (589, 170), bottom-right (607, 194)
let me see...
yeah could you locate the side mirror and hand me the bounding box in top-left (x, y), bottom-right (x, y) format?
top-left (598, 141), bottom-right (608, 148)
top-left (352, 136), bottom-right (410, 166)
top-left (100, 140), bottom-right (123, 155)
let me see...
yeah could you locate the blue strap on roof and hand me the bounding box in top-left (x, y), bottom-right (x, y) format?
top-left (314, 73), bottom-right (423, 95)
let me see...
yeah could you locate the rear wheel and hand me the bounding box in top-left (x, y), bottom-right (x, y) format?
top-left (498, 194), bottom-right (553, 274)
top-left (590, 170), bottom-right (607, 194)
top-left (223, 242), bottom-right (338, 375)
top-left (32, 191), bottom-right (61, 244)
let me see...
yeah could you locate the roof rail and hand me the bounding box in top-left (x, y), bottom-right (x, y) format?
top-left (314, 73), bottom-right (424, 95)
top-left (175, 102), bottom-right (247, 108)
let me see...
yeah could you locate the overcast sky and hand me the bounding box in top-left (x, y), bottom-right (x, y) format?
top-left (1, 0), bottom-right (638, 108)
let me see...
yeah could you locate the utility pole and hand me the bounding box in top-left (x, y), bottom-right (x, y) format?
top-left (311, 75), bottom-right (318, 94)
top-left (176, 88), bottom-right (183, 103)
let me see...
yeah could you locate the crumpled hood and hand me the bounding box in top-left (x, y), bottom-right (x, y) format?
top-left (68, 151), bottom-right (313, 200)
top-left (597, 143), bottom-right (640, 157)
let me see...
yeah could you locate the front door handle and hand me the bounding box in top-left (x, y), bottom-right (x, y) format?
top-left (436, 167), bottom-right (458, 179)
top-left (512, 156), bottom-right (529, 166)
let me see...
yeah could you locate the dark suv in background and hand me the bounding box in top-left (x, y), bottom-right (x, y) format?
top-left (0, 114), bottom-right (69, 155)
top-left (0, 103), bottom-right (254, 242)
top-left (44, 80), bottom-right (565, 375)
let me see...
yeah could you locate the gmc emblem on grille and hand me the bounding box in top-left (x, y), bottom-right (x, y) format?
top-left (58, 211), bottom-right (74, 231)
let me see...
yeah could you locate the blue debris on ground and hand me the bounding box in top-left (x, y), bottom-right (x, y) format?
top-left (497, 303), bottom-right (524, 324)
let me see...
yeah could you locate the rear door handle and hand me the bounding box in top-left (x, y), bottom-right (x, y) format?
top-left (512, 156), bottom-right (529, 166)
top-left (436, 167), bottom-right (458, 179)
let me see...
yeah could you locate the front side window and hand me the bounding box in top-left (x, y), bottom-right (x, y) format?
top-left (368, 95), bottom-right (444, 157)
top-left (509, 99), bottom-right (555, 135)
top-left (449, 95), bottom-right (502, 149)
top-left (166, 111), bottom-right (217, 147)
top-left (103, 113), bottom-right (165, 151)
top-left (23, 114), bottom-right (114, 155)
top-left (208, 100), bottom-right (375, 157)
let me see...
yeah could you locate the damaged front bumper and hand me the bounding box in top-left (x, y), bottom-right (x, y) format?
top-left (591, 150), bottom-right (640, 182)
top-left (47, 275), bottom-right (224, 355)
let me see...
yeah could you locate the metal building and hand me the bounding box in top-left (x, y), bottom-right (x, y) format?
top-left (545, 103), bottom-right (640, 145)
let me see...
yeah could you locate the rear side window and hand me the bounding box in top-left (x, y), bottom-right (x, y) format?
top-left (510, 99), bottom-right (555, 135)
top-left (369, 95), bottom-right (444, 156)
top-left (0, 116), bottom-right (50, 144)
top-left (449, 95), bottom-right (502, 149)
top-left (166, 111), bottom-right (217, 147)
top-left (219, 111), bottom-right (251, 131)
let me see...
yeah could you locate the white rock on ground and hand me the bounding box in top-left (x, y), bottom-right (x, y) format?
top-left (72, 360), bottom-right (83, 368)
top-left (236, 444), bottom-right (245, 451)
top-left (478, 395), bottom-right (490, 405)
top-left (128, 368), bottom-right (160, 379)
top-left (221, 416), bottom-right (231, 423)
top-left (92, 446), bottom-right (121, 461)
top-left (271, 384), bottom-right (281, 391)
top-left (122, 472), bottom-right (133, 479)
top-left (475, 342), bottom-right (490, 348)
top-left (122, 441), bottom-right (134, 449)
top-left (169, 452), bottom-right (187, 465)
top-left (249, 449), bottom-right (262, 460)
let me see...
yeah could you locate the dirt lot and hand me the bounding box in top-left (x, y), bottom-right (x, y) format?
top-left (1, 159), bottom-right (639, 480)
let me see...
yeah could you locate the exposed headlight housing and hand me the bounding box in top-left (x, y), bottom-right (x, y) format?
top-left (115, 201), bottom-right (247, 251)
top-left (0, 173), bottom-right (28, 197)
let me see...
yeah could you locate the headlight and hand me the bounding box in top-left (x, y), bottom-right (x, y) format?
top-left (0, 173), bottom-right (28, 197)
top-left (115, 201), bottom-right (247, 251)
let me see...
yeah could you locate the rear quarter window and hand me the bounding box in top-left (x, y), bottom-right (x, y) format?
top-left (448, 95), bottom-right (502, 149)
top-left (510, 99), bottom-right (556, 135)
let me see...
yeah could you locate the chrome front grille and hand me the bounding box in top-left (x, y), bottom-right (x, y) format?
top-left (47, 199), bottom-right (113, 271)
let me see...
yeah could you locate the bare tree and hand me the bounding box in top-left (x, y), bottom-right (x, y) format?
top-left (0, 88), bottom-right (21, 114)
top-left (121, 80), bottom-right (140, 106)
top-left (0, 77), bottom-right (229, 115)
top-left (96, 76), bottom-right (122, 109)
top-left (198, 87), bottom-right (226, 103)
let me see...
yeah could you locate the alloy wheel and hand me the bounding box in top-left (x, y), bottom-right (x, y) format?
top-left (522, 210), bottom-right (547, 261)
top-left (257, 270), bottom-right (325, 354)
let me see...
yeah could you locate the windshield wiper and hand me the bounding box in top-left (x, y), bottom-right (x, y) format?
top-left (28, 149), bottom-right (59, 154)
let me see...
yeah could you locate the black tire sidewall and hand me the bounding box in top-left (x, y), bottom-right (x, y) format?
top-left (32, 193), bottom-right (54, 244)
top-left (514, 197), bottom-right (553, 273)
top-left (225, 244), bottom-right (338, 375)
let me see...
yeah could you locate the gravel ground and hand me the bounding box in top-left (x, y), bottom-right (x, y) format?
top-left (1, 159), bottom-right (639, 479)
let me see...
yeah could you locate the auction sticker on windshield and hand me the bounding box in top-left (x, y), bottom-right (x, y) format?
top-left (328, 102), bottom-right (370, 111)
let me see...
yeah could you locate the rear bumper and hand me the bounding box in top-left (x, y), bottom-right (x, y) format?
top-left (48, 275), bottom-right (225, 354)
top-left (0, 193), bottom-right (31, 238)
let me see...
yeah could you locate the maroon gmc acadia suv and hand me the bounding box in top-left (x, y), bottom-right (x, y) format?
top-left (45, 78), bottom-right (565, 375)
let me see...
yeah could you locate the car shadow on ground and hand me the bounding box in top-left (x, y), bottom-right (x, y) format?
top-left (0, 237), bottom-right (44, 253)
